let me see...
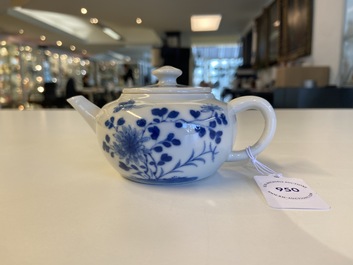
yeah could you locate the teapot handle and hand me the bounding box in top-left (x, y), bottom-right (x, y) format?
top-left (226, 96), bottom-right (276, 161)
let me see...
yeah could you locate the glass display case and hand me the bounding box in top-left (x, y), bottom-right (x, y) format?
top-left (0, 43), bottom-right (21, 107)
top-left (192, 45), bottom-right (243, 100)
top-left (0, 40), bottom-right (94, 108)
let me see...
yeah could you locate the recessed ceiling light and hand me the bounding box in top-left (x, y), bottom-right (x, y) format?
top-left (81, 8), bottom-right (87, 15)
top-left (19, 29), bottom-right (24, 34)
top-left (40, 35), bottom-right (46, 41)
top-left (90, 18), bottom-right (98, 24)
top-left (190, 14), bottom-right (222, 32)
top-left (56, 40), bottom-right (62, 46)
top-left (70, 45), bottom-right (76, 51)
top-left (136, 17), bottom-right (142, 24)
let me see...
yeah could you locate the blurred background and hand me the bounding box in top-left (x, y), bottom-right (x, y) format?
top-left (0, 0), bottom-right (352, 109)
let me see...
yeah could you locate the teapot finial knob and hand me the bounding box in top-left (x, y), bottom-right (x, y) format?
top-left (152, 66), bottom-right (182, 86)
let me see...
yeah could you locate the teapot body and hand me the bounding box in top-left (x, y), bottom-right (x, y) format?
top-left (68, 65), bottom-right (276, 185)
top-left (96, 92), bottom-right (234, 184)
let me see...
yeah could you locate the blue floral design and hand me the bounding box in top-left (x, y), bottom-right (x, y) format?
top-left (200, 104), bottom-right (223, 112)
top-left (113, 99), bottom-right (138, 113)
top-left (112, 125), bottom-right (149, 164)
top-left (102, 101), bottom-right (228, 183)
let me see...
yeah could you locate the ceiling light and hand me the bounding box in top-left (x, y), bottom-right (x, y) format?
top-left (37, 86), bottom-right (44, 93)
top-left (19, 29), bottom-right (24, 34)
top-left (70, 45), bottom-right (76, 51)
top-left (40, 35), bottom-right (46, 41)
top-left (102, 27), bottom-right (121, 40)
top-left (190, 14), bottom-right (222, 32)
top-left (10, 8), bottom-right (92, 42)
top-left (56, 40), bottom-right (62, 46)
top-left (9, 7), bottom-right (125, 45)
top-left (90, 18), bottom-right (99, 24)
top-left (136, 18), bottom-right (142, 24)
top-left (81, 8), bottom-right (87, 15)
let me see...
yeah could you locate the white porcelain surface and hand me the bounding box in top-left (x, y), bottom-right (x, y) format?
top-left (0, 109), bottom-right (353, 264)
top-left (68, 66), bottom-right (276, 184)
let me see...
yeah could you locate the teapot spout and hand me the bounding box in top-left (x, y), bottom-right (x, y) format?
top-left (67, 96), bottom-right (101, 132)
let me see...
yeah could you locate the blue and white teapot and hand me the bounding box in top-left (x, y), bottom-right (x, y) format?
top-left (68, 66), bottom-right (276, 184)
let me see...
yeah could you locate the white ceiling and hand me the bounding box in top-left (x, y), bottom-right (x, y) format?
top-left (0, 0), bottom-right (271, 60)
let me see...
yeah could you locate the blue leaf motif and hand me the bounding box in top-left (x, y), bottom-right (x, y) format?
top-left (148, 126), bottom-right (160, 140)
top-left (190, 110), bottom-right (201, 118)
top-left (103, 141), bottom-right (110, 152)
top-left (172, 139), bottom-right (181, 145)
top-left (167, 133), bottom-right (175, 141)
top-left (162, 141), bottom-right (172, 147)
top-left (154, 146), bottom-right (163, 152)
top-left (209, 129), bottom-right (216, 139)
top-left (198, 127), bottom-right (206, 137)
top-left (119, 161), bottom-right (130, 171)
top-left (167, 111), bottom-right (179, 118)
top-left (161, 153), bottom-right (172, 162)
top-left (117, 117), bottom-right (125, 126)
top-left (175, 122), bottom-right (183, 128)
top-left (209, 120), bottom-right (217, 128)
top-left (220, 113), bottom-right (228, 125)
top-left (215, 113), bottom-right (222, 125)
top-left (152, 108), bottom-right (168, 117)
top-left (136, 119), bottom-right (146, 127)
top-left (131, 165), bottom-right (138, 170)
top-left (105, 117), bottom-right (114, 129)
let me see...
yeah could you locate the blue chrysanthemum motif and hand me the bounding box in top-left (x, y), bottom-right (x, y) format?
top-left (102, 102), bottom-right (228, 184)
top-left (112, 125), bottom-right (149, 164)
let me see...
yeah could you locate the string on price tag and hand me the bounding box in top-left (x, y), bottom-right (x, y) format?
top-left (246, 147), bottom-right (330, 210)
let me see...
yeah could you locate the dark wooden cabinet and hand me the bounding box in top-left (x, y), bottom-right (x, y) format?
top-left (253, 0), bottom-right (313, 67)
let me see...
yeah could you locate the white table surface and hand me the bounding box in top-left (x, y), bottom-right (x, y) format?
top-left (1, 109), bottom-right (353, 265)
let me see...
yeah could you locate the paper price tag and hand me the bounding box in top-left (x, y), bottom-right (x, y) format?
top-left (254, 175), bottom-right (330, 210)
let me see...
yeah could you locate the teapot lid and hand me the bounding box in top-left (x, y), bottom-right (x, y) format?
top-left (122, 66), bottom-right (211, 94)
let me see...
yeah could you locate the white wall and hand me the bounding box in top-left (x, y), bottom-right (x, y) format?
top-left (303, 0), bottom-right (346, 85)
